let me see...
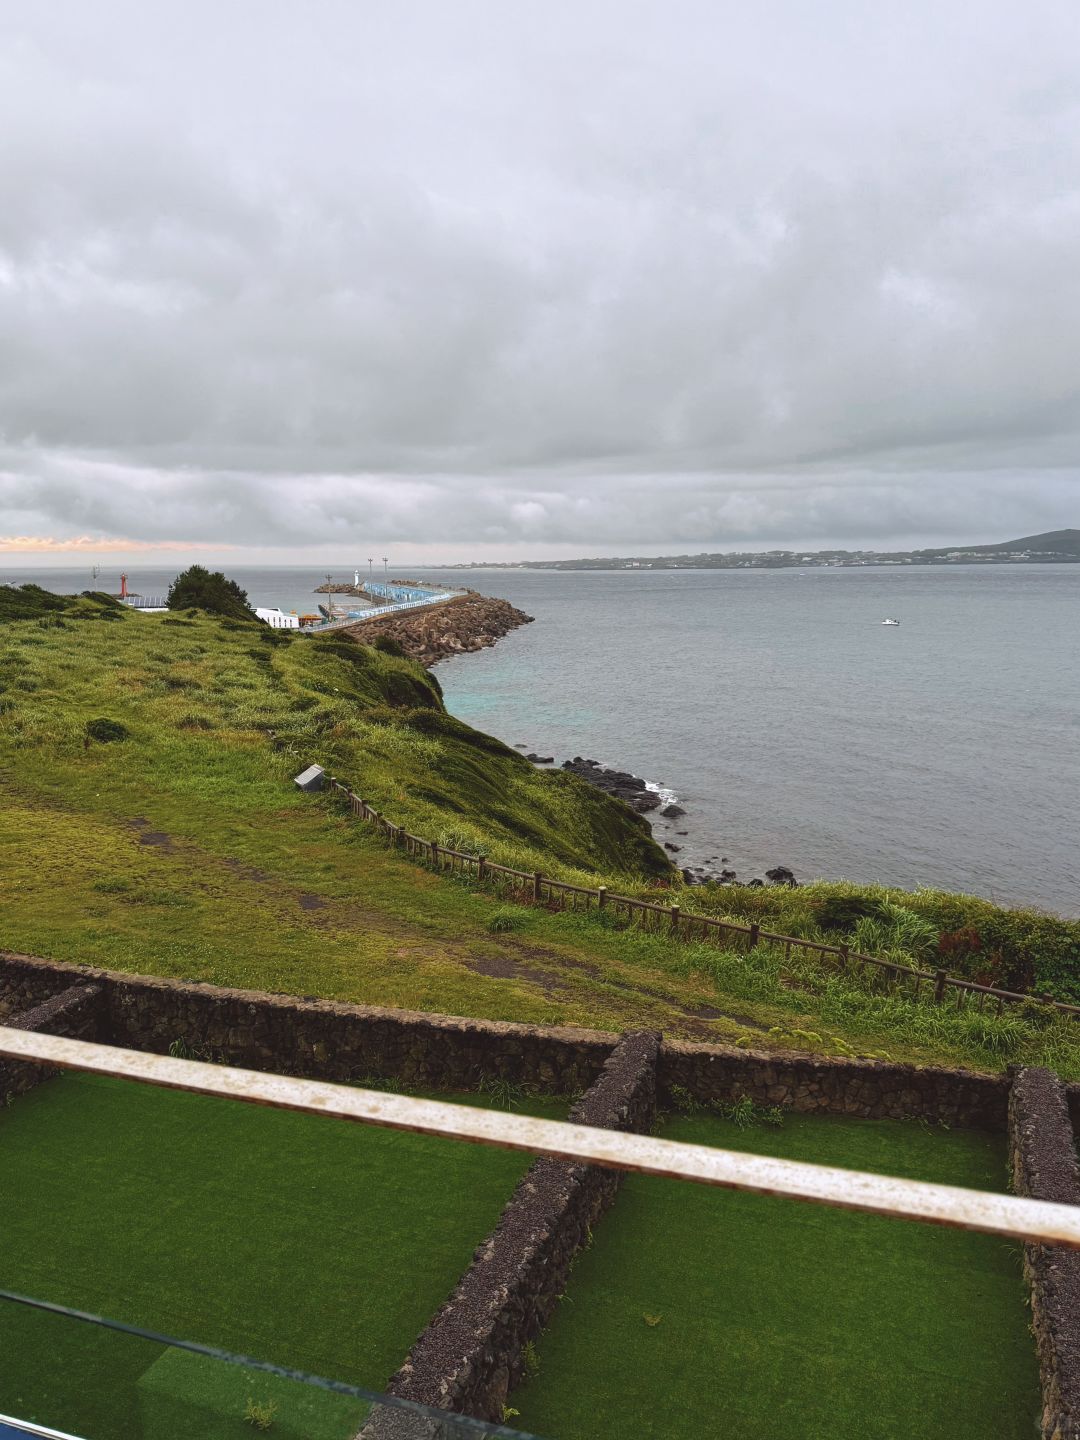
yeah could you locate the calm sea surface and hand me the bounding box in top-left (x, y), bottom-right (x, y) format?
top-left (9, 562), bottom-right (1079, 915)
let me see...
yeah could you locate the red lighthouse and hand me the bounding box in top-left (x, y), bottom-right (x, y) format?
top-left (120, 574), bottom-right (128, 599)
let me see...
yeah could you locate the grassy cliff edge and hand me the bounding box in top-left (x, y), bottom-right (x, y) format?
top-left (2, 583), bottom-right (1080, 1077)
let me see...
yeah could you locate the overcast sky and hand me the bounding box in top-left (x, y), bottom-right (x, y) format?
top-left (2, 0), bottom-right (1079, 564)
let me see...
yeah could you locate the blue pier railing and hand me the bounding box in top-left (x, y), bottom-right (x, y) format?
top-left (361, 582), bottom-right (442, 604)
top-left (307, 587), bottom-right (459, 632)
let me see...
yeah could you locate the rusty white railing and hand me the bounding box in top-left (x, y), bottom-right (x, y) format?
top-left (1, 1026), bottom-right (1078, 1249)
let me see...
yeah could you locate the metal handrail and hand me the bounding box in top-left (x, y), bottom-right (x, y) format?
top-left (306, 591), bottom-right (458, 632)
top-left (2, 1026), bottom-right (1079, 1248)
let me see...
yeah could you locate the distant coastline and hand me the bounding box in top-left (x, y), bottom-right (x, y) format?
top-left (451, 527), bottom-right (1080, 572)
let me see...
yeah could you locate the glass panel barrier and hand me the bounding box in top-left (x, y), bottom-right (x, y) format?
top-left (0, 1291), bottom-right (543, 1440)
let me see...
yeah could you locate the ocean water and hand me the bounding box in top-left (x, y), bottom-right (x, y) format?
top-left (9, 561), bottom-right (1079, 914)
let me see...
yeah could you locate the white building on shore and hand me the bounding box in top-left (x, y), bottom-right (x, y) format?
top-left (255, 606), bottom-right (300, 629)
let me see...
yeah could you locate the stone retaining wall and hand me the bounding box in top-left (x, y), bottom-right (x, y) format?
top-left (0, 984), bottom-right (105, 1102)
top-left (362, 1031), bottom-right (661, 1436)
top-left (1009, 1066), bottom-right (1080, 1440)
top-left (0, 956), bottom-right (76, 1019)
top-left (0, 952), bottom-right (1013, 1130)
top-left (0, 951), bottom-right (615, 1095)
top-left (662, 1038), bottom-right (1009, 1129)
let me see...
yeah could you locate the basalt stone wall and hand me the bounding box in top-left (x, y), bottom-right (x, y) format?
top-left (361, 1031), bottom-right (662, 1437)
top-left (0, 951), bottom-right (1015, 1129)
top-left (662, 1038), bottom-right (1010, 1130)
top-left (0, 955), bottom-right (77, 1019)
top-left (1061, 1086), bottom-right (1080, 1144)
top-left (1009, 1067), bottom-right (1080, 1440)
top-left (0, 951), bottom-right (616, 1095)
top-left (0, 983), bottom-right (105, 1102)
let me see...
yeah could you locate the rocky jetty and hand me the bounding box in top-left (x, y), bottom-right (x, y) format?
top-left (339, 593), bottom-right (532, 666)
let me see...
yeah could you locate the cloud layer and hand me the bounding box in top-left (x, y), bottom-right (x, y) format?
top-left (3, 0), bottom-right (1079, 556)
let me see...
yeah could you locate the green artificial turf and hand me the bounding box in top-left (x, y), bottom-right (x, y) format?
top-left (0, 1073), bottom-right (559, 1440)
top-left (512, 1112), bottom-right (1041, 1440)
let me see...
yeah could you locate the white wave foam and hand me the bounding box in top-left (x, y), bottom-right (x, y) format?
top-left (644, 780), bottom-right (679, 809)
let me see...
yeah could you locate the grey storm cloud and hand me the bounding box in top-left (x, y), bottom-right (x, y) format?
top-left (2, 0), bottom-right (1079, 555)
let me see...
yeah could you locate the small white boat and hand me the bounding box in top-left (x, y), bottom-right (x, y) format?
top-left (881, 618), bottom-right (901, 626)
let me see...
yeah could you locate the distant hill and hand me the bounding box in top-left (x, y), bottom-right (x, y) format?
top-left (487, 527), bottom-right (1080, 571)
top-left (921, 529), bottom-right (1080, 558)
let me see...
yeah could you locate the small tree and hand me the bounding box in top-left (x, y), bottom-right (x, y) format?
top-left (167, 566), bottom-right (255, 620)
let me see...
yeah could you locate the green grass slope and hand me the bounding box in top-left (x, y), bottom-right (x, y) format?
top-left (3, 584), bottom-right (1080, 1075)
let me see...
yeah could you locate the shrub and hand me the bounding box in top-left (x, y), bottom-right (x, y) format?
top-left (816, 894), bottom-right (892, 933)
top-left (372, 634), bottom-right (406, 657)
top-left (487, 906), bottom-right (526, 933)
top-left (478, 1075), bottom-right (535, 1110)
top-left (715, 1095), bottom-right (785, 1128)
top-left (176, 713), bottom-right (214, 730)
top-left (521, 1341), bottom-right (541, 1380)
top-left (85, 718), bottom-right (129, 743)
top-left (243, 1397), bottom-right (278, 1431)
top-left (851, 903), bottom-right (938, 962)
top-left (167, 565), bottom-right (255, 620)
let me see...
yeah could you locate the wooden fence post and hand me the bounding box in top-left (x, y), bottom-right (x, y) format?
top-left (477, 855), bottom-right (487, 881)
top-left (533, 871), bottom-right (543, 902)
top-left (670, 904), bottom-right (680, 934)
top-left (933, 969), bottom-right (948, 1005)
top-left (838, 944), bottom-right (849, 970)
top-left (431, 840), bottom-right (439, 868)
top-left (748, 922), bottom-right (760, 950)
top-left (597, 885), bottom-right (607, 909)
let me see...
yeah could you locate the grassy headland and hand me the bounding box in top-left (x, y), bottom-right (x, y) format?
top-left (2, 583), bottom-right (1080, 1075)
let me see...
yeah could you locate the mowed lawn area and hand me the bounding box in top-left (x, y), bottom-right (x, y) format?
top-left (513, 1112), bottom-right (1041, 1440)
top-left (0, 1073), bottom-right (557, 1440)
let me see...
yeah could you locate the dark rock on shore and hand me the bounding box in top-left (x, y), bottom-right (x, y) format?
top-left (766, 866), bottom-right (798, 887)
top-left (531, 748), bottom-right (802, 887)
top-left (561, 758), bottom-right (661, 814)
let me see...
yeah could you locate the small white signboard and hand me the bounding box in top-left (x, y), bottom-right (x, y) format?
top-left (293, 764), bottom-right (326, 792)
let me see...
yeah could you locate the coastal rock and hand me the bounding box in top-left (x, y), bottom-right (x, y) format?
top-left (664, 843), bottom-right (681, 853)
top-left (561, 758), bottom-right (661, 814)
top-left (660, 803), bottom-right (686, 818)
top-left (765, 866), bottom-right (798, 887)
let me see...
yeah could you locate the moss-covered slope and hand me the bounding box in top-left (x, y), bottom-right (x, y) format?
top-left (0, 586), bottom-right (669, 884)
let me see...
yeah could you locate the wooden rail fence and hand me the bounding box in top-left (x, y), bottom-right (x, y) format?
top-left (326, 778), bottom-right (1079, 1023)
